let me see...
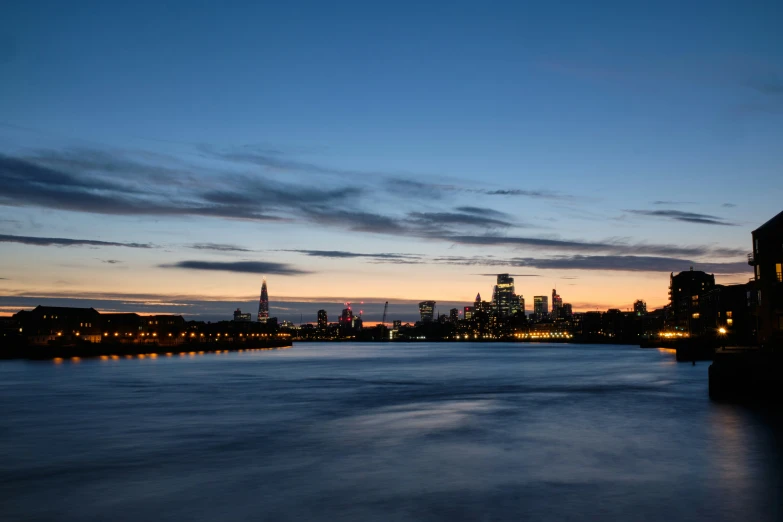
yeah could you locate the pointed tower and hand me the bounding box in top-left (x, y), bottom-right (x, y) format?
top-left (257, 278), bottom-right (269, 323)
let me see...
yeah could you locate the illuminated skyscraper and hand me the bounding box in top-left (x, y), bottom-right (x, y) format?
top-left (494, 274), bottom-right (516, 318)
top-left (257, 278), bottom-right (269, 323)
top-left (533, 296), bottom-right (548, 318)
top-left (551, 289), bottom-right (563, 319)
top-left (449, 308), bottom-right (459, 323)
top-left (419, 301), bottom-right (436, 322)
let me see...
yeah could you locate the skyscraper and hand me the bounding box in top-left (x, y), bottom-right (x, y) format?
top-left (449, 308), bottom-right (459, 323)
top-left (418, 301), bottom-right (436, 322)
top-left (551, 289), bottom-right (563, 319)
top-left (494, 274), bottom-right (516, 318)
top-left (533, 296), bottom-right (549, 318)
top-left (317, 309), bottom-right (327, 330)
top-left (257, 278), bottom-right (269, 323)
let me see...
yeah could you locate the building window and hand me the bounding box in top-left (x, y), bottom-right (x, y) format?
top-left (692, 313), bottom-right (700, 319)
top-left (755, 238), bottom-right (759, 254)
top-left (756, 265), bottom-right (761, 279)
top-left (776, 263), bottom-right (782, 282)
top-left (726, 311), bottom-right (732, 318)
top-left (727, 318), bottom-right (733, 326)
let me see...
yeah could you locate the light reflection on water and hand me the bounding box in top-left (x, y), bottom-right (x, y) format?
top-left (0, 343), bottom-right (779, 521)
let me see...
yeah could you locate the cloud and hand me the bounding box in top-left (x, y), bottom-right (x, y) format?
top-left (285, 249), bottom-right (421, 260)
top-left (433, 254), bottom-right (749, 274)
top-left (189, 243), bottom-right (254, 252)
top-left (159, 260), bottom-right (310, 275)
top-left (435, 233), bottom-right (744, 257)
top-left (206, 146), bottom-right (381, 178)
top-left (652, 200), bottom-right (695, 205)
top-left (0, 152), bottom-right (370, 223)
top-left (101, 259), bottom-right (123, 264)
top-left (473, 273), bottom-right (540, 277)
top-left (407, 211), bottom-right (514, 229)
top-left (0, 233), bottom-right (153, 248)
top-left (455, 206), bottom-right (512, 219)
top-left (626, 209), bottom-right (736, 226)
top-left (507, 255), bottom-right (749, 274)
top-left (722, 203), bottom-right (737, 208)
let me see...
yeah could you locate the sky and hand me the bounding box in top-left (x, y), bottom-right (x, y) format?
top-left (0, 1), bottom-right (781, 323)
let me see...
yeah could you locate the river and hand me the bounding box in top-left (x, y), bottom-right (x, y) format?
top-left (1, 343), bottom-right (780, 521)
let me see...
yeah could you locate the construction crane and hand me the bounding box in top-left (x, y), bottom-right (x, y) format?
top-left (381, 301), bottom-right (389, 327)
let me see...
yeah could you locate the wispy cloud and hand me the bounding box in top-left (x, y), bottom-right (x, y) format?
top-left (0, 233), bottom-right (153, 248)
top-left (159, 260), bottom-right (310, 275)
top-left (189, 243), bottom-right (254, 252)
top-left (652, 200), bottom-right (695, 205)
top-left (433, 254), bottom-right (749, 274)
top-left (626, 209), bottom-right (736, 226)
top-left (284, 249), bottom-right (421, 260)
top-left (434, 233), bottom-right (744, 257)
top-left (721, 203), bottom-right (737, 208)
top-left (101, 259), bottom-right (123, 264)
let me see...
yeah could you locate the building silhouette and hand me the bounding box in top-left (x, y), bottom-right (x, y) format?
top-left (257, 278), bottom-right (269, 323)
top-left (633, 300), bottom-right (647, 316)
top-left (317, 310), bottom-right (327, 331)
top-left (669, 268), bottom-right (715, 335)
top-left (750, 209), bottom-right (783, 347)
top-left (233, 309), bottom-right (252, 322)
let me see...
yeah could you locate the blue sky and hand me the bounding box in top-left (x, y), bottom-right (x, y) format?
top-left (0, 1), bottom-right (781, 322)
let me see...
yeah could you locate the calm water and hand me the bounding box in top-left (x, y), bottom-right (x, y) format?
top-left (1, 343), bottom-right (781, 521)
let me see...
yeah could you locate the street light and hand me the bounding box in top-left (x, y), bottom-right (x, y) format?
top-left (718, 327), bottom-right (727, 351)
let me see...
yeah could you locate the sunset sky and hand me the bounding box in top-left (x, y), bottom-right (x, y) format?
top-left (1, 2), bottom-right (781, 322)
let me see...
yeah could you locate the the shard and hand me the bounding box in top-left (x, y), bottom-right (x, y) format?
top-left (257, 278), bottom-right (269, 323)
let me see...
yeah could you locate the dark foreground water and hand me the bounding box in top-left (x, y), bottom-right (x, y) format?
top-left (1, 343), bottom-right (781, 521)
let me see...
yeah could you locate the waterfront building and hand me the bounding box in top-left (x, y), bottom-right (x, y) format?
top-left (516, 295), bottom-right (525, 316)
top-left (257, 278), bottom-right (269, 323)
top-left (317, 310), bottom-right (327, 331)
top-left (233, 309), bottom-right (252, 322)
top-left (392, 320), bottom-right (402, 330)
top-left (669, 268), bottom-right (715, 335)
top-left (561, 303), bottom-right (573, 320)
top-left (463, 306), bottom-right (474, 320)
top-left (701, 282), bottom-right (756, 345)
top-left (449, 308), bottom-right (459, 323)
top-left (418, 301), bottom-right (436, 322)
top-left (750, 209), bottom-right (783, 347)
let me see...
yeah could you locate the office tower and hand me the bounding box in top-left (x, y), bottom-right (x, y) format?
top-left (562, 303), bottom-right (573, 320)
top-left (317, 309), bottom-right (327, 330)
top-left (257, 278), bottom-right (269, 323)
top-left (494, 274), bottom-right (516, 318)
top-left (534, 296), bottom-right (549, 318)
top-left (449, 308), bottom-right (459, 323)
top-left (517, 295), bottom-right (525, 315)
top-left (392, 320), bottom-right (402, 330)
top-left (633, 300), bottom-right (647, 316)
top-left (551, 289), bottom-right (563, 319)
top-left (463, 306), bottom-right (474, 320)
top-left (418, 301), bottom-right (435, 322)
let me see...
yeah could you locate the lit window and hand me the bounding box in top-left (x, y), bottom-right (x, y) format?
top-left (726, 311), bottom-right (732, 318)
top-left (777, 264), bottom-right (782, 283)
top-left (727, 318), bottom-right (733, 326)
top-left (756, 265), bottom-right (761, 279)
top-left (692, 313), bottom-right (700, 319)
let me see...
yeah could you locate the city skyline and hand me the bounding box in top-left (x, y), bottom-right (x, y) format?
top-left (1, 2), bottom-right (780, 321)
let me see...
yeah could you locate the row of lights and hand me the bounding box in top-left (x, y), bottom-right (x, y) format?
top-left (51, 346), bottom-right (292, 364)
